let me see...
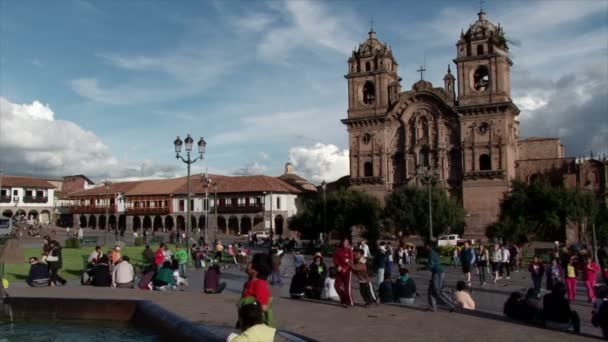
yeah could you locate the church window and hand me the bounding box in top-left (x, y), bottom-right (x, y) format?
top-left (473, 66), bottom-right (489, 91)
top-left (364, 162), bottom-right (373, 177)
top-left (362, 133), bottom-right (371, 145)
top-left (365, 61), bottom-right (371, 72)
top-left (479, 154), bottom-right (491, 171)
top-left (419, 147), bottom-right (430, 167)
top-left (362, 81), bottom-right (376, 105)
top-left (477, 44), bottom-right (484, 55)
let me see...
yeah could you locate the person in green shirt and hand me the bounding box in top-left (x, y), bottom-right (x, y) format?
top-left (174, 245), bottom-right (189, 278)
top-left (154, 261), bottom-right (176, 290)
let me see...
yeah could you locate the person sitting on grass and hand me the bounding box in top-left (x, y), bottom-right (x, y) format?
top-left (154, 261), bottom-right (177, 291)
top-left (378, 273), bottom-right (395, 304)
top-left (89, 255), bottom-right (112, 287)
top-left (228, 303), bottom-right (276, 342)
top-left (87, 246), bottom-right (104, 266)
top-left (454, 280), bottom-right (476, 310)
top-left (289, 264), bottom-right (309, 299)
top-left (142, 245), bottom-right (155, 264)
top-left (27, 256), bottom-right (49, 287)
top-left (112, 256), bottom-right (135, 288)
top-left (204, 263), bottom-right (226, 294)
top-left (394, 268), bottom-right (417, 305)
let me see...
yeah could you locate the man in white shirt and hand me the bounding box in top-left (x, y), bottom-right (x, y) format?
top-left (112, 256), bottom-right (135, 288)
top-left (87, 246), bottom-right (103, 265)
top-left (500, 245), bottom-right (511, 280)
top-left (361, 240), bottom-right (371, 259)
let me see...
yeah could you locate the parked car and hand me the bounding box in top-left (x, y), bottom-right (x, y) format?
top-left (0, 216), bottom-right (12, 237)
top-left (437, 234), bottom-right (474, 246)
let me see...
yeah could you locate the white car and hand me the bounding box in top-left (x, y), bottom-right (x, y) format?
top-left (253, 231), bottom-right (270, 239)
top-left (437, 234), bottom-right (460, 246)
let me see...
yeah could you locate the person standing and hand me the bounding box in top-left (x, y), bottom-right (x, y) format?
top-left (174, 245), bottom-right (189, 278)
top-left (566, 257), bottom-right (578, 301)
top-left (361, 240), bottom-right (371, 259)
top-left (501, 245), bottom-right (511, 280)
top-left (270, 248), bottom-right (283, 286)
top-left (155, 243), bottom-right (167, 269)
top-left (77, 226), bottom-right (84, 243)
top-left (240, 253), bottom-right (273, 326)
top-left (477, 245), bottom-right (489, 286)
top-left (547, 258), bottom-right (563, 291)
top-left (386, 242), bottom-right (395, 276)
top-left (491, 244), bottom-right (502, 283)
top-left (374, 244), bottom-right (387, 287)
top-left (46, 240), bottom-right (66, 286)
top-left (333, 238), bottom-right (354, 307)
top-left (528, 256), bottom-right (545, 296)
top-left (306, 253), bottom-right (327, 299)
top-left (425, 242), bottom-right (455, 312)
top-left (585, 257), bottom-right (601, 302)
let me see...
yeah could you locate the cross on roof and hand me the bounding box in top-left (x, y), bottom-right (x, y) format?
top-left (480, 0), bottom-right (485, 12)
top-left (369, 17), bottom-right (374, 32)
top-left (417, 65), bottom-right (426, 80)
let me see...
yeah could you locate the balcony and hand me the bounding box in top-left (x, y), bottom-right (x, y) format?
top-left (0, 196), bottom-right (10, 203)
top-left (126, 206), bottom-right (170, 215)
top-left (217, 204), bottom-right (264, 214)
top-left (71, 205), bottom-right (116, 214)
top-left (23, 196), bottom-right (48, 204)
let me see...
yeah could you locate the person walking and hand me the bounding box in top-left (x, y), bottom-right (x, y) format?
top-left (528, 256), bottom-right (545, 296)
top-left (491, 244), bottom-right (502, 283)
top-left (460, 241), bottom-right (475, 289)
top-left (425, 242), bottom-right (455, 312)
top-left (270, 248), bottom-right (283, 286)
top-left (477, 245), bottom-right (489, 286)
top-left (547, 258), bottom-right (563, 291)
top-left (174, 245), bottom-right (189, 278)
top-left (333, 238), bottom-right (354, 307)
top-left (585, 257), bottom-right (601, 302)
top-left (351, 248), bottom-right (378, 306)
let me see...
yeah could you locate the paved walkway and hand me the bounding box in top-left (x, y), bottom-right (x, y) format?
top-left (5, 249), bottom-right (601, 342)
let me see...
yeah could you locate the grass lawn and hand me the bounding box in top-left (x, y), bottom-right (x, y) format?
top-left (2, 245), bottom-right (166, 283)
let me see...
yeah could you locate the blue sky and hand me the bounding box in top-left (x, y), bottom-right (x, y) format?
top-left (1, 0), bottom-right (607, 183)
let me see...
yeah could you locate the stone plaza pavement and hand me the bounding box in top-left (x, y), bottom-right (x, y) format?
top-left (5, 251), bottom-right (600, 342)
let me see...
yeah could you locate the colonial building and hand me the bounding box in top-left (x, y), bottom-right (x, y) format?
top-left (342, 9), bottom-right (606, 238)
top-left (0, 175), bottom-right (56, 224)
top-left (68, 164), bottom-right (315, 239)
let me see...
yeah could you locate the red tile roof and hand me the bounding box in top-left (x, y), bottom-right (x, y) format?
top-left (0, 175), bottom-right (56, 189)
top-left (68, 174), bottom-right (303, 197)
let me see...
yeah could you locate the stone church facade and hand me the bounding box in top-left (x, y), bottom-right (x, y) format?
top-left (342, 10), bottom-right (607, 239)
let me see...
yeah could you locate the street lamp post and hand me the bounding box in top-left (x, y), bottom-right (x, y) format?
top-left (417, 167), bottom-right (439, 242)
top-left (201, 173), bottom-right (212, 244)
top-left (174, 134), bottom-right (206, 246)
top-left (321, 180), bottom-right (327, 243)
top-left (263, 191), bottom-right (274, 253)
top-left (102, 180), bottom-right (112, 246)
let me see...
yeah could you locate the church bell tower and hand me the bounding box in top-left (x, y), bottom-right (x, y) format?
top-left (455, 9), bottom-right (520, 238)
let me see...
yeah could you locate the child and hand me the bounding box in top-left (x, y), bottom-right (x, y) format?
top-left (228, 304), bottom-right (276, 342)
top-left (566, 257), bottom-right (578, 301)
top-left (351, 248), bottom-right (377, 306)
top-left (240, 253), bottom-right (273, 326)
top-left (454, 280), bottom-right (476, 310)
top-left (321, 267), bottom-right (340, 302)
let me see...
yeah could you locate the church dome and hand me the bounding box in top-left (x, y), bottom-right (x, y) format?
top-left (352, 29), bottom-right (397, 63)
top-left (462, 10), bottom-right (499, 42)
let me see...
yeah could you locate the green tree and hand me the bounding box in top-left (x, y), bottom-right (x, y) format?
top-left (383, 186), bottom-right (465, 240)
top-left (289, 188), bottom-right (383, 246)
top-left (490, 179), bottom-right (603, 243)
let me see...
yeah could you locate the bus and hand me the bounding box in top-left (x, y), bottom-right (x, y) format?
top-left (0, 216), bottom-right (12, 237)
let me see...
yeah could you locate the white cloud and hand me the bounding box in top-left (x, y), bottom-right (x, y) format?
top-left (233, 161), bottom-right (267, 176)
top-left (288, 143), bottom-right (349, 183)
top-left (211, 106), bottom-right (344, 146)
top-left (234, 13), bottom-right (274, 32)
top-left (0, 97), bottom-right (179, 179)
top-left (257, 0), bottom-right (358, 62)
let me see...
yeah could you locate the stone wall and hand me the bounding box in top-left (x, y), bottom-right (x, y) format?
top-left (518, 138), bottom-right (564, 160)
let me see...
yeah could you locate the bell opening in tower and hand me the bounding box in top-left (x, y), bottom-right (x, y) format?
top-left (362, 81), bottom-right (376, 105)
top-left (473, 66), bottom-right (489, 91)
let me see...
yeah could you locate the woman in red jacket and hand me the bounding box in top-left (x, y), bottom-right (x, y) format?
top-left (585, 257), bottom-right (601, 302)
top-left (333, 238), bottom-right (354, 307)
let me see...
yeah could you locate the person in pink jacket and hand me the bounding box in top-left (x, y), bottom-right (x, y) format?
top-left (585, 257), bottom-right (601, 302)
